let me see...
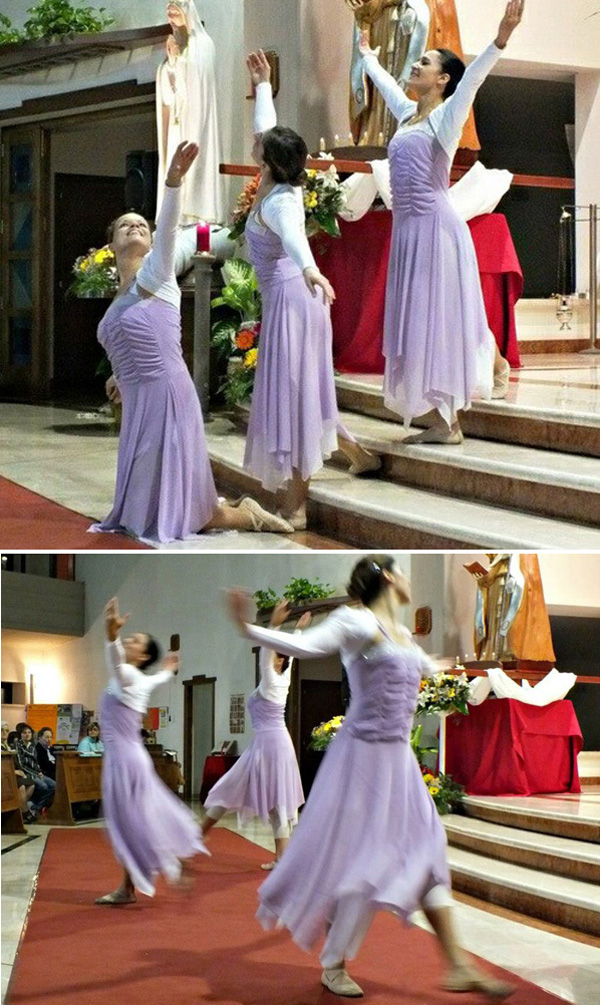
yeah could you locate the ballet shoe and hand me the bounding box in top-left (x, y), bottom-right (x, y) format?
top-left (403, 424), bottom-right (463, 445)
top-left (278, 510), bottom-right (307, 531)
top-left (348, 454), bottom-right (382, 477)
top-left (260, 860), bottom-right (276, 871)
top-left (492, 357), bottom-right (510, 399)
top-left (442, 966), bottom-right (515, 999)
top-left (94, 890), bottom-right (136, 906)
top-left (239, 498), bottom-right (294, 534)
top-left (321, 968), bottom-right (364, 998)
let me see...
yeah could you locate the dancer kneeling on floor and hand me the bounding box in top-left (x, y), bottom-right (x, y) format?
top-left (226, 558), bottom-right (514, 1000)
top-left (95, 596), bottom-right (206, 905)
top-left (202, 600), bottom-right (307, 869)
top-left (90, 140), bottom-right (292, 543)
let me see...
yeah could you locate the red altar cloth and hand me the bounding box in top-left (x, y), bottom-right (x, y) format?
top-left (445, 699), bottom-right (582, 797)
top-left (312, 210), bottom-right (523, 374)
top-left (200, 753), bottom-right (239, 803)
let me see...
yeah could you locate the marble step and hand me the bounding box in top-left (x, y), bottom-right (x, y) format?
top-left (448, 846), bottom-right (600, 936)
top-left (206, 420), bottom-right (600, 549)
top-left (462, 796), bottom-right (600, 844)
top-left (444, 814), bottom-right (600, 883)
top-left (335, 409), bottom-right (600, 526)
top-left (335, 375), bottom-right (600, 458)
top-left (579, 751), bottom-right (600, 786)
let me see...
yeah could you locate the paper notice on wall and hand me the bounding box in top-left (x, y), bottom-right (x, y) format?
top-left (26, 705), bottom-right (58, 738)
top-left (159, 707), bottom-right (168, 729)
top-left (229, 694), bottom-right (245, 734)
top-left (55, 704), bottom-right (83, 746)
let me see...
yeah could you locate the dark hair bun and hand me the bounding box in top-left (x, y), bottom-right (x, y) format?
top-left (347, 554), bottom-right (395, 606)
top-left (262, 127), bottom-right (308, 187)
top-left (436, 48), bottom-right (466, 98)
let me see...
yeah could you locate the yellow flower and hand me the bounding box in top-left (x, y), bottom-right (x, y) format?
top-left (79, 259), bottom-right (90, 271)
top-left (243, 348), bottom-right (258, 369)
top-left (423, 773), bottom-right (434, 784)
top-left (429, 786), bottom-right (439, 796)
top-left (307, 169), bottom-right (318, 178)
top-left (94, 248), bottom-right (114, 265)
top-left (449, 689), bottom-right (455, 697)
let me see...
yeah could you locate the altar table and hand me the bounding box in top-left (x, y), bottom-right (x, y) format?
top-left (312, 210), bottom-right (523, 374)
top-left (445, 699), bottom-right (582, 796)
top-left (200, 754), bottom-right (239, 803)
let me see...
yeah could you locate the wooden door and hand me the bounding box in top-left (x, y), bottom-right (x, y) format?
top-left (299, 679), bottom-right (345, 797)
top-left (0, 125), bottom-right (50, 397)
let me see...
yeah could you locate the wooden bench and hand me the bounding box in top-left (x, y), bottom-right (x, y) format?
top-left (1, 752), bottom-right (27, 834)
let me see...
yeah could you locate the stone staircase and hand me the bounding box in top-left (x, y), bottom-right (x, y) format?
top-left (444, 796), bottom-right (600, 937)
top-left (206, 367), bottom-right (600, 547)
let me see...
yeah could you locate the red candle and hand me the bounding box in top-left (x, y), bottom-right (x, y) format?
top-left (196, 222), bottom-right (210, 254)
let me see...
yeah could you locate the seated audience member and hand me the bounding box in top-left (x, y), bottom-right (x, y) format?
top-left (2, 721), bottom-right (36, 823)
top-left (78, 722), bottom-right (105, 755)
top-left (15, 723), bottom-right (56, 815)
top-left (36, 727), bottom-right (57, 780)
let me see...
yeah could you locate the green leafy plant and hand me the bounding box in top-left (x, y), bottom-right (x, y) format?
top-left (409, 724), bottom-right (438, 766)
top-left (211, 259), bottom-right (262, 408)
top-left (0, 13), bottom-right (22, 43)
top-left (68, 245), bottom-right (117, 298)
top-left (253, 588), bottom-right (280, 612)
top-left (283, 578), bottom-right (335, 605)
top-left (421, 769), bottom-right (465, 815)
top-left (24, 0), bottom-right (113, 40)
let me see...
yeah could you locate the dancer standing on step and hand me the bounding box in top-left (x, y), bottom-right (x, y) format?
top-left (202, 600), bottom-right (307, 868)
top-left (90, 140), bottom-right (292, 543)
top-left (358, 0), bottom-right (524, 444)
top-left (226, 559), bottom-right (513, 1000)
top-left (95, 596), bottom-right (206, 905)
top-left (243, 50), bottom-right (380, 530)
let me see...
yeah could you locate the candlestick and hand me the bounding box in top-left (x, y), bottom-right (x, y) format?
top-left (334, 133), bottom-right (340, 147)
top-left (378, 131), bottom-right (385, 146)
top-left (319, 137), bottom-right (326, 152)
top-left (347, 132), bottom-right (353, 144)
top-left (196, 222), bottom-right (210, 254)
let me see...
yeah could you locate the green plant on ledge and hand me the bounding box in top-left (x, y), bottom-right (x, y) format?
top-left (0, 0), bottom-right (114, 46)
top-left (253, 578), bottom-right (335, 612)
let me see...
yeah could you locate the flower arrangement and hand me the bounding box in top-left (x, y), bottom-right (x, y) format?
top-left (69, 245), bottom-right (118, 298)
top-left (253, 578), bottom-right (336, 612)
top-left (227, 161), bottom-right (345, 241)
top-left (309, 714), bottom-right (344, 751)
top-left (210, 259), bottom-right (262, 408)
top-left (421, 769), bottom-right (465, 815)
top-left (416, 671), bottom-right (471, 717)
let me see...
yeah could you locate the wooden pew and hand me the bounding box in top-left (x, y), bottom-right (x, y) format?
top-left (1, 752), bottom-right (27, 834)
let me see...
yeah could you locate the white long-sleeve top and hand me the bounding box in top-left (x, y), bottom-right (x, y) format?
top-left (134, 184), bottom-right (182, 309)
top-left (104, 638), bottom-right (173, 714)
top-left (362, 41), bottom-right (503, 163)
top-left (250, 81), bottom-right (316, 273)
top-left (258, 646), bottom-right (292, 704)
top-left (243, 605), bottom-right (437, 675)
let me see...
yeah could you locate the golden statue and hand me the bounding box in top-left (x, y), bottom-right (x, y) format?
top-left (346, 0), bottom-right (480, 150)
top-left (465, 554), bottom-right (556, 664)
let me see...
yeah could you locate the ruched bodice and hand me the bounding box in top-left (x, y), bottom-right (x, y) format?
top-left (245, 215), bottom-right (303, 289)
top-left (98, 292), bottom-right (188, 385)
top-left (247, 689), bottom-right (287, 732)
top-left (343, 642), bottom-right (422, 742)
top-left (388, 129), bottom-right (451, 219)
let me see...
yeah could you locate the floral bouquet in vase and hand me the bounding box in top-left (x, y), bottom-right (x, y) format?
top-left (69, 246), bottom-right (118, 298)
top-left (309, 714), bottom-right (344, 751)
top-left (303, 162), bottom-right (345, 238)
top-left (416, 671), bottom-right (471, 716)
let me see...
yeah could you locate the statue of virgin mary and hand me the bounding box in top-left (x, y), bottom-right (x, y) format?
top-left (156, 1), bottom-right (224, 224)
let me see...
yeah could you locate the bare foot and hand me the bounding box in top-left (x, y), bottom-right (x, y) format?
top-left (95, 889), bottom-right (136, 906)
top-left (403, 425), bottom-right (463, 445)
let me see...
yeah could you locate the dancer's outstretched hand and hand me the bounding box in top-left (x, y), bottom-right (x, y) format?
top-left (303, 267), bottom-right (336, 305)
top-left (296, 612), bottom-right (312, 630)
top-left (105, 375), bottom-right (121, 405)
top-left (163, 651), bottom-right (179, 675)
top-left (226, 588), bottom-right (253, 632)
top-left (270, 599), bottom-right (291, 628)
top-left (166, 141), bottom-right (199, 187)
top-left (247, 49), bottom-right (271, 87)
top-left (357, 28), bottom-right (380, 59)
top-left (104, 597), bottom-right (130, 641)
top-left (495, 0), bottom-right (525, 48)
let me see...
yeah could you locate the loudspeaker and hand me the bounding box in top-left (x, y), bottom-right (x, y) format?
top-left (125, 150), bottom-right (159, 221)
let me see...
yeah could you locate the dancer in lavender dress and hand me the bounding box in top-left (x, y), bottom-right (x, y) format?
top-left (95, 596), bottom-right (206, 904)
top-left (359, 1), bottom-right (525, 443)
top-left (90, 140), bottom-right (292, 542)
top-left (243, 51), bottom-right (380, 529)
top-left (227, 560), bottom-right (513, 1000)
top-left (202, 601), bottom-right (307, 869)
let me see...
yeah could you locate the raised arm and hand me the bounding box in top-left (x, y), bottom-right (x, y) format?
top-left (434, 1), bottom-right (525, 157)
top-left (359, 30), bottom-right (417, 124)
top-left (248, 50), bottom-right (277, 134)
top-left (137, 141), bottom-right (198, 293)
top-left (103, 597), bottom-right (135, 687)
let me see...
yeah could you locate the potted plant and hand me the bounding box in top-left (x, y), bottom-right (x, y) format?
top-left (253, 578), bottom-right (336, 613)
top-left (210, 259), bottom-right (262, 409)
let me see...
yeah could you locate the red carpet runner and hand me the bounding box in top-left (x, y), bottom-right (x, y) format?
top-left (0, 477), bottom-right (148, 550)
top-left (6, 828), bottom-right (568, 1005)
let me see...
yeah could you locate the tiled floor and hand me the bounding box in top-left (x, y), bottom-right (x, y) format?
top-left (2, 800), bottom-right (600, 1005)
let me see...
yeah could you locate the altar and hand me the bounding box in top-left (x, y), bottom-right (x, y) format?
top-left (312, 209), bottom-right (524, 374)
top-left (445, 698), bottom-right (583, 797)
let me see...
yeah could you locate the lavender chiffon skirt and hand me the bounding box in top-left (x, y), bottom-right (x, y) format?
top-left (100, 691), bottom-right (206, 895)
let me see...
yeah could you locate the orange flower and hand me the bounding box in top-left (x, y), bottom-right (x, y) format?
top-left (235, 330), bottom-right (255, 350)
